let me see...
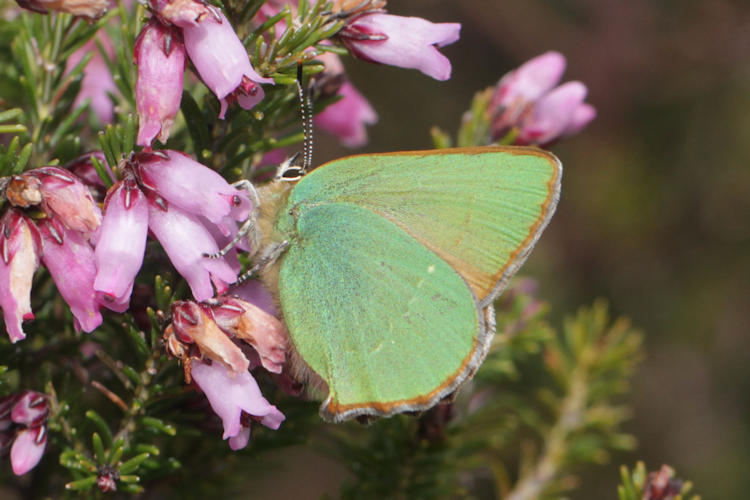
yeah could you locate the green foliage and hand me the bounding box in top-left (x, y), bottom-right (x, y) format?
top-left (618, 462), bottom-right (700, 500)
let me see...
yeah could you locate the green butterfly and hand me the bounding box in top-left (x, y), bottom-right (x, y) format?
top-left (254, 146), bottom-right (561, 422)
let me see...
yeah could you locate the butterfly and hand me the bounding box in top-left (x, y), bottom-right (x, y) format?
top-left (251, 146), bottom-right (561, 422)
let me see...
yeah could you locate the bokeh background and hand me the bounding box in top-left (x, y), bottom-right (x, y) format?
top-left (309, 0), bottom-right (750, 497)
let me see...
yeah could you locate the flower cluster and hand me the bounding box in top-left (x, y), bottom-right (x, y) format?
top-left (0, 165), bottom-right (103, 341)
top-left (94, 150), bottom-right (251, 305)
top-left (135, 0), bottom-right (274, 146)
top-left (490, 51), bottom-right (596, 146)
top-left (0, 391), bottom-right (49, 476)
top-left (164, 284), bottom-right (287, 449)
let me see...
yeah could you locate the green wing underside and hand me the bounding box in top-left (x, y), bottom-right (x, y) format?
top-left (278, 203), bottom-right (482, 421)
top-left (284, 148), bottom-right (561, 306)
top-left (277, 147), bottom-right (560, 421)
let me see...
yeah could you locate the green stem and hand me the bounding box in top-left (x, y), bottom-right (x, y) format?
top-left (505, 369), bottom-right (588, 500)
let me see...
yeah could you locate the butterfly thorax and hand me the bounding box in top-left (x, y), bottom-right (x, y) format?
top-left (255, 179), bottom-right (298, 297)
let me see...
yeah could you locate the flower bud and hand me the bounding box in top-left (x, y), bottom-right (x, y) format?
top-left (28, 167), bottom-right (102, 233)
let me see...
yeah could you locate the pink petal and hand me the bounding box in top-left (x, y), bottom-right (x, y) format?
top-left (67, 35), bottom-right (117, 123)
top-left (137, 151), bottom-right (251, 228)
top-left (10, 392), bottom-right (48, 426)
top-left (10, 427), bottom-right (47, 476)
top-left (518, 81), bottom-right (588, 145)
top-left (31, 167), bottom-right (102, 234)
top-left (94, 180), bottom-right (149, 308)
top-left (493, 51), bottom-right (566, 108)
top-left (147, 202), bottom-right (237, 301)
top-left (315, 81), bottom-right (377, 148)
top-left (135, 20), bottom-right (186, 147)
top-left (344, 13), bottom-right (460, 81)
top-left (181, 10), bottom-right (273, 118)
top-left (191, 360), bottom-right (284, 449)
top-left (562, 102), bottom-right (597, 137)
top-left (38, 220), bottom-right (102, 332)
top-left (0, 211), bottom-right (40, 343)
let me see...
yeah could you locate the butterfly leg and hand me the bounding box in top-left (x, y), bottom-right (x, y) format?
top-left (203, 180), bottom-right (262, 259)
top-left (235, 240), bottom-right (290, 284)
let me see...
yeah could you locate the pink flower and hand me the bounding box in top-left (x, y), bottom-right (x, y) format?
top-left (516, 82), bottom-right (596, 145)
top-left (0, 210), bottom-right (41, 343)
top-left (136, 151), bottom-right (251, 231)
top-left (1, 391), bottom-right (49, 476)
top-left (190, 360), bottom-right (284, 450)
top-left (135, 20), bottom-right (186, 147)
top-left (28, 167), bottom-right (102, 234)
top-left (338, 13), bottom-right (460, 81)
top-left (181, 10), bottom-right (273, 118)
top-left (38, 219), bottom-right (102, 332)
top-left (147, 201), bottom-right (237, 301)
top-left (66, 34), bottom-right (118, 124)
top-left (94, 179), bottom-right (149, 310)
top-left (316, 81), bottom-right (377, 148)
top-left (490, 51), bottom-right (596, 145)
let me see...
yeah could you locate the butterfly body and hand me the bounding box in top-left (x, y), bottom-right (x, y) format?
top-left (257, 147), bottom-right (561, 422)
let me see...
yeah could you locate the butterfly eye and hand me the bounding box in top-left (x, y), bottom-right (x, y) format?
top-left (280, 166), bottom-right (305, 181)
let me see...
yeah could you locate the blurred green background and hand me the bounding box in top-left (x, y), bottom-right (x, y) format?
top-left (310, 0), bottom-right (750, 496)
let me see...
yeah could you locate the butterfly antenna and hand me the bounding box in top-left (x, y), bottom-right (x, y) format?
top-left (296, 63), bottom-right (314, 172)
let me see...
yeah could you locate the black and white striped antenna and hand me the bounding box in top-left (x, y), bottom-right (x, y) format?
top-left (296, 63), bottom-right (314, 172)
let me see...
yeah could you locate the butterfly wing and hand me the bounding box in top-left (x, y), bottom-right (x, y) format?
top-left (277, 147), bottom-right (561, 421)
top-left (278, 202), bottom-right (485, 422)
top-left (286, 147), bottom-right (561, 306)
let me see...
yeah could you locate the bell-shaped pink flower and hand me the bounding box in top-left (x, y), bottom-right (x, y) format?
top-left (10, 426), bottom-right (47, 476)
top-left (0, 210), bottom-right (41, 343)
top-left (490, 51), bottom-right (596, 145)
top-left (147, 201), bottom-right (237, 301)
top-left (515, 81), bottom-right (596, 145)
top-left (491, 51), bottom-right (566, 113)
top-left (136, 151), bottom-right (251, 232)
top-left (38, 219), bottom-right (102, 332)
top-left (208, 297), bottom-right (287, 374)
top-left (66, 34), bottom-right (118, 123)
top-left (316, 81), bottom-right (377, 148)
top-left (190, 360), bottom-right (285, 450)
top-left (10, 392), bottom-right (48, 427)
top-left (338, 13), bottom-right (460, 81)
top-left (2, 391), bottom-right (50, 476)
top-left (29, 167), bottom-right (102, 234)
top-left (135, 20), bottom-right (186, 147)
top-left (94, 179), bottom-right (149, 310)
top-left (181, 10), bottom-right (274, 118)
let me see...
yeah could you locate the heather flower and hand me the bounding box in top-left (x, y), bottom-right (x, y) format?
top-left (190, 360), bottom-right (285, 450)
top-left (66, 35), bottom-right (118, 124)
top-left (147, 202), bottom-right (237, 301)
top-left (181, 10), bottom-right (273, 118)
top-left (38, 218), bottom-right (103, 332)
top-left (0, 210), bottom-right (41, 343)
top-left (136, 150), bottom-right (251, 231)
top-left (93, 179), bottom-right (149, 310)
top-left (27, 167), bottom-right (102, 233)
top-left (64, 152), bottom-right (113, 193)
top-left (134, 20), bottom-right (186, 147)
top-left (0, 391), bottom-right (49, 476)
top-left (490, 51), bottom-right (596, 145)
top-left (15, 0), bottom-right (109, 19)
top-left (316, 81), bottom-right (377, 147)
top-left (337, 12), bottom-right (460, 81)
top-left (149, 0), bottom-right (213, 28)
